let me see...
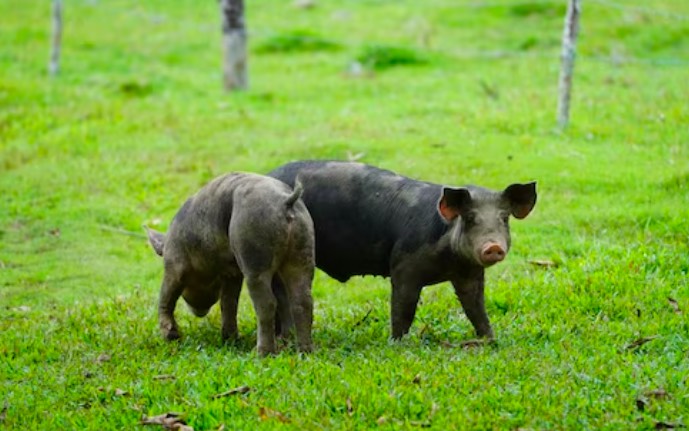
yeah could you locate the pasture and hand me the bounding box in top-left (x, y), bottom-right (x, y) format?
top-left (1, 0), bottom-right (688, 429)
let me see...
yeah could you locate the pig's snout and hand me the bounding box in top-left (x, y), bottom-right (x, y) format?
top-left (480, 243), bottom-right (506, 266)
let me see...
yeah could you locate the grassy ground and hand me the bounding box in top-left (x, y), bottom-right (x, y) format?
top-left (2, 0), bottom-right (688, 429)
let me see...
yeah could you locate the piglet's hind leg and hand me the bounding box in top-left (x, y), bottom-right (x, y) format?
top-left (245, 273), bottom-right (278, 356)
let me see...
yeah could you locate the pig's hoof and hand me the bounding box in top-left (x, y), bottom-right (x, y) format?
top-left (257, 345), bottom-right (277, 357)
top-left (298, 343), bottom-right (314, 354)
top-left (222, 331), bottom-right (239, 343)
top-left (477, 328), bottom-right (495, 340)
top-left (477, 332), bottom-right (497, 346)
top-left (163, 328), bottom-right (181, 341)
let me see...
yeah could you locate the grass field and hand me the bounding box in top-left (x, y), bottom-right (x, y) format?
top-left (1, 0), bottom-right (688, 429)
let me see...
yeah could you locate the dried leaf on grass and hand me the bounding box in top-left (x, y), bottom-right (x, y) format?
top-left (412, 374), bottom-right (422, 384)
top-left (114, 388), bottom-right (128, 397)
top-left (0, 403), bottom-right (7, 423)
top-left (153, 374), bottom-right (177, 381)
top-left (637, 388), bottom-right (672, 411)
top-left (646, 388), bottom-right (670, 399)
top-left (96, 353), bottom-right (111, 363)
top-left (459, 339), bottom-right (491, 348)
top-left (212, 385), bottom-right (250, 399)
top-left (141, 412), bottom-right (194, 430)
top-left (346, 398), bottom-right (353, 416)
top-left (528, 259), bottom-right (558, 268)
top-left (258, 407), bottom-right (290, 423)
top-left (624, 336), bottom-right (658, 351)
top-left (668, 297), bottom-right (682, 314)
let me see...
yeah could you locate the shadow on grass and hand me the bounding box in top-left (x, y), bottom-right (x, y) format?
top-left (131, 299), bottom-right (500, 359)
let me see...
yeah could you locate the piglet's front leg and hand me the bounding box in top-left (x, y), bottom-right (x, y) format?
top-left (158, 272), bottom-right (184, 341)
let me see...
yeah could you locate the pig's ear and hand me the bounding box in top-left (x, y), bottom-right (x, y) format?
top-left (503, 182), bottom-right (537, 219)
top-left (437, 187), bottom-right (472, 222)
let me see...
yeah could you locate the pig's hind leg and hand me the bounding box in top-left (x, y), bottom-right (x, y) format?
top-left (272, 277), bottom-right (295, 340)
top-left (244, 272), bottom-right (278, 356)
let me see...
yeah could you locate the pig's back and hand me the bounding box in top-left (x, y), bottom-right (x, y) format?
top-left (269, 161), bottom-right (446, 282)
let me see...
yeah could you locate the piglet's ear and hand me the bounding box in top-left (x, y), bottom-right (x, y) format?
top-left (504, 182), bottom-right (537, 219)
top-left (437, 187), bottom-right (472, 222)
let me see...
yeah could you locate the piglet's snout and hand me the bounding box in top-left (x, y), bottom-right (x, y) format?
top-left (480, 243), bottom-right (506, 266)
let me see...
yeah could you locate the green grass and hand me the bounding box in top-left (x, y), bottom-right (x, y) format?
top-left (355, 45), bottom-right (428, 70)
top-left (1, 0), bottom-right (689, 429)
top-left (255, 30), bottom-right (342, 54)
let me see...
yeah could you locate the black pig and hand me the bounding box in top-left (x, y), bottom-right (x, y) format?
top-left (268, 161), bottom-right (536, 341)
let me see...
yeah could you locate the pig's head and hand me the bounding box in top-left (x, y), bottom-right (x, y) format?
top-left (437, 182), bottom-right (537, 268)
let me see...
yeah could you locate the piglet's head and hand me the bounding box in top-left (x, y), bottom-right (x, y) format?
top-left (437, 182), bottom-right (537, 268)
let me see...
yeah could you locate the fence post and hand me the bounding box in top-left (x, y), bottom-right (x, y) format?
top-left (557, 0), bottom-right (581, 129)
top-left (220, 0), bottom-right (248, 91)
top-left (49, 0), bottom-right (63, 76)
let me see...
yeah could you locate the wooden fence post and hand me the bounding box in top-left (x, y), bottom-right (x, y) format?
top-left (557, 0), bottom-right (581, 129)
top-left (49, 0), bottom-right (63, 76)
top-left (220, 0), bottom-right (248, 91)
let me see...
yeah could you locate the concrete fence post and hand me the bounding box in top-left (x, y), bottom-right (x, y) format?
top-left (220, 0), bottom-right (248, 91)
top-left (557, 0), bottom-right (582, 129)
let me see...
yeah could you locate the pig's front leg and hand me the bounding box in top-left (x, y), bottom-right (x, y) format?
top-left (390, 272), bottom-right (423, 339)
top-left (159, 271), bottom-right (185, 341)
top-left (451, 270), bottom-right (494, 340)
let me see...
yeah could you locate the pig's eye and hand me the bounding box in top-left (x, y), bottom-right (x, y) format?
top-left (463, 214), bottom-right (476, 225)
top-left (501, 214), bottom-right (509, 223)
